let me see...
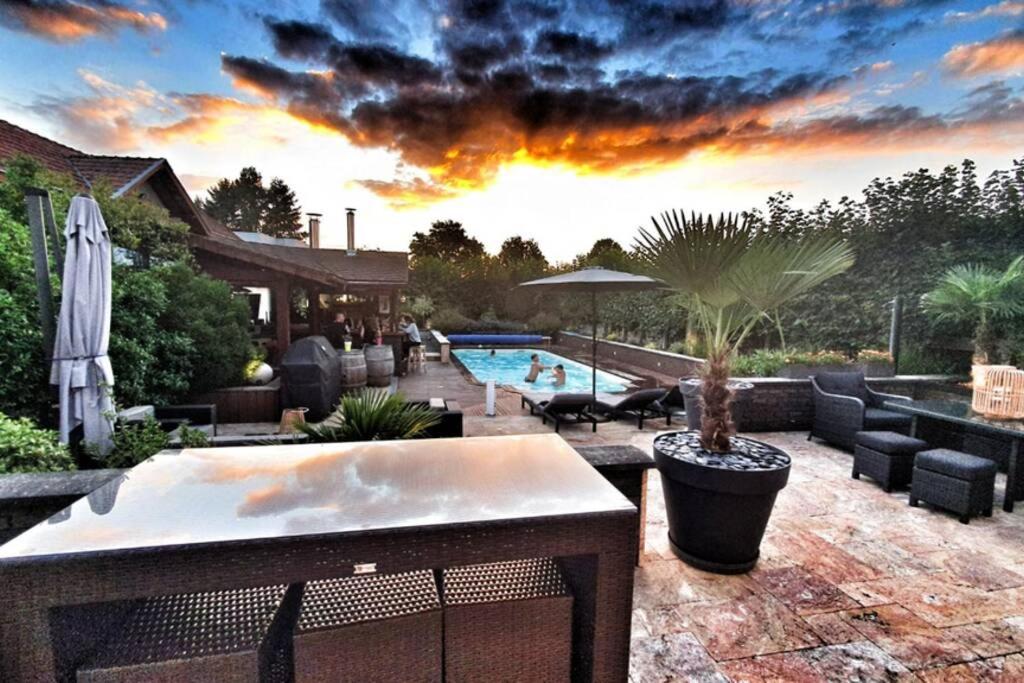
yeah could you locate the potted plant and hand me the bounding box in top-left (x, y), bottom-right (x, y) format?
top-left (635, 211), bottom-right (853, 573)
top-left (922, 257), bottom-right (1024, 367)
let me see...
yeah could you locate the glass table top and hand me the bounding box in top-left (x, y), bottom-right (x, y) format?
top-left (885, 399), bottom-right (1024, 437)
top-left (0, 434), bottom-right (634, 562)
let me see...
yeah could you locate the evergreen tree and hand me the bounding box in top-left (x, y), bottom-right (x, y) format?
top-left (202, 177), bottom-right (240, 228)
top-left (264, 178), bottom-right (305, 240)
top-left (234, 167), bottom-right (266, 232)
top-left (200, 167), bottom-right (303, 236)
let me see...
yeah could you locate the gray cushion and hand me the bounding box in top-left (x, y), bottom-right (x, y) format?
top-left (855, 431), bottom-right (928, 455)
top-left (915, 449), bottom-right (997, 481)
top-left (864, 408), bottom-right (913, 430)
top-left (815, 371), bottom-right (868, 402)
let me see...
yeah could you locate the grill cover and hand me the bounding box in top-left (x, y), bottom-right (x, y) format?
top-left (280, 336), bottom-right (341, 421)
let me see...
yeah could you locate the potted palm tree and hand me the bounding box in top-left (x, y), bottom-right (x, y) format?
top-left (921, 257), bottom-right (1024, 365)
top-left (634, 211), bottom-right (854, 573)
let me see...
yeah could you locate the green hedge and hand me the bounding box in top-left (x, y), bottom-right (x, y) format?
top-left (0, 413), bottom-right (75, 473)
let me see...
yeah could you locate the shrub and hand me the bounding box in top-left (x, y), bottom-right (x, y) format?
top-left (95, 416), bottom-right (169, 468)
top-left (526, 312), bottom-right (561, 335)
top-left (784, 350), bottom-right (848, 366)
top-left (856, 349), bottom-right (893, 363)
top-left (0, 413), bottom-right (75, 473)
top-left (0, 210), bottom-right (50, 418)
top-left (177, 424), bottom-right (210, 448)
top-left (431, 308), bottom-right (475, 333)
top-left (732, 350), bottom-right (787, 377)
top-left (898, 346), bottom-right (965, 375)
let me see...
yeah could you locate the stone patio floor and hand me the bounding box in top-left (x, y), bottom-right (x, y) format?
top-left (399, 362), bottom-right (1024, 682)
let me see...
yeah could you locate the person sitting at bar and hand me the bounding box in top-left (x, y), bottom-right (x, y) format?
top-left (524, 354), bottom-right (547, 383)
top-left (327, 312), bottom-right (351, 349)
top-left (399, 314), bottom-right (421, 355)
top-left (551, 364), bottom-right (566, 387)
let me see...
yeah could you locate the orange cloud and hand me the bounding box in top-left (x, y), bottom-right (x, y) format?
top-left (943, 30), bottom-right (1024, 77)
top-left (0, 0), bottom-right (167, 43)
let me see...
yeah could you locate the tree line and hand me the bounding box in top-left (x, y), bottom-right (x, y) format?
top-left (408, 158), bottom-right (1024, 371)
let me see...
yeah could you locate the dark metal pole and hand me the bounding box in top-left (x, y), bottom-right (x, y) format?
top-left (591, 290), bottom-right (597, 405)
top-left (24, 188), bottom-right (56, 360)
top-left (889, 295), bottom-right (903, 375)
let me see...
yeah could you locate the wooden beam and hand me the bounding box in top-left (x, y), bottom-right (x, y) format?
top-left (24, 189), bottom-right (56, 360)
top-left (274, 280), bottom-right (291, 357)
top-left (309, 287), bottom-right (322, 337)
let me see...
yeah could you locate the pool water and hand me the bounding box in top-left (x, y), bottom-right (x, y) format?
top-left (452, 348), bottom-right (629, 393)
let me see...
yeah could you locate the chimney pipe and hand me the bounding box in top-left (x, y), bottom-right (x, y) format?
top-left (346, 208), bottom-right (356, 255)
top-left (306, 213), bottom-right (322, 249)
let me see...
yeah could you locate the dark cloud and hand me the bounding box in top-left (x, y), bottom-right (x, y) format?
top-left (181, 0), bottom-right (1024, 205)
top-left (264, 18), bottom-right (335, 61)
top-left (533, 29), bottom-right (612, 62)
top-left (320, 0), bottom-right (409, 41)
top-left (0, 0), bottom-right (167, 42)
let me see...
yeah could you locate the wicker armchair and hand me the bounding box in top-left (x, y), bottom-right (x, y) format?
top-left (809, 371), bottom-right (912, 451)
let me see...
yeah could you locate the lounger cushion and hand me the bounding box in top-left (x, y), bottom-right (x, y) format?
top-left (855, 431), bottom-right (928, 455)
top-left (915, 449), bottom-right (997, 481)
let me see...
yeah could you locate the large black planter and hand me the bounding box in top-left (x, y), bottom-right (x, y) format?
top-left (654, 431), bottom-right (790, 574)
top-left (679, 378), bottom-right (753, 431)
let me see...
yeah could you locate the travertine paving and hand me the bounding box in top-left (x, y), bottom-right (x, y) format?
top-left (398, 364), bottom-right (1024, 681)
top-left (632, 432), bottom-right (1024, 682)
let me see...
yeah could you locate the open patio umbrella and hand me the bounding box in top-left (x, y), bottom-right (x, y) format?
top-left (518, 267), bottom-right (663, 401)
top-left (50, 194), bottom-right (115, 455)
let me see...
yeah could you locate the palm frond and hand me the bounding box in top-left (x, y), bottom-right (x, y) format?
top-left (298, 391), bottom-right (441, 443)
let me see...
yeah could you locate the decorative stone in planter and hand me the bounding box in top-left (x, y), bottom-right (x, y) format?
top-left (653, 431), bottom-right (791, 574)
top-left (679, 378), bottom-right (753, 431)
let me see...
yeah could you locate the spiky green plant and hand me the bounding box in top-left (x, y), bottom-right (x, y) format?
top-left (921, 256), bottom-right (1024, 363)
top-left (634, 211), bottom-right (854, 452)
top-left (297, 390), bottom-right (441, 443)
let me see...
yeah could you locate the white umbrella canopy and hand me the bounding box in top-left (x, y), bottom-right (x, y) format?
top-left (518, 267), bottom-right (664, 399)
top-left (50, 195), bottom-right (115, 454)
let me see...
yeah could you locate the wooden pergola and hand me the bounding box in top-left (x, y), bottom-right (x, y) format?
top-left (191, 229), bottom-right (408, 358)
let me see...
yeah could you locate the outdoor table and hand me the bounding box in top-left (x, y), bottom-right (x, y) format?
top-left (885, 399), bottom-right (1023, 512)
top-left (0, 434), bottom-right (637, 682)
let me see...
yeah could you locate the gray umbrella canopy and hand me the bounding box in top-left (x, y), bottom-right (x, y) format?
top-left (50, 195), bottom-right (115, 454)
top-left (518, 267), bottom-right (663, 399)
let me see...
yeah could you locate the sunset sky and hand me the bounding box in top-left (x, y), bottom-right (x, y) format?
top-left (1, 0), bottom-right (1023, 260)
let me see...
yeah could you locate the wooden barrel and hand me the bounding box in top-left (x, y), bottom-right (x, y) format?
top-left (365, 344), bottom-right (395, 387)
top-left (339, 350), bottom-right (367, 393)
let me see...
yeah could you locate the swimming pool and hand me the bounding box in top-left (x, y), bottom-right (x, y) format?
top-left (452, 348), bottom-right (630, 393)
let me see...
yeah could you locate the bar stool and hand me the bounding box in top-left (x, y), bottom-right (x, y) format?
top-left (76, 585), bottom-right (296, 682)
top-left (409, 345), bottom-right (426, 373)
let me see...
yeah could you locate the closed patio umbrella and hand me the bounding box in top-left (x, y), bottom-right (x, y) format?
top-left (518, 267), bottom-right (663, 401)
top-left (50, 195), bottom-right (115, 455)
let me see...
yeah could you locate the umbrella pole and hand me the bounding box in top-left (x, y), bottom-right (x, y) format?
top-left (591, 290), bottom-right (597, 405)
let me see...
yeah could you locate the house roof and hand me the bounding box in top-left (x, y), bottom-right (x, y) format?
top-left (195, 215), bottom-right (408, 290)
top-left (1, 118), bottom-right (408, 289)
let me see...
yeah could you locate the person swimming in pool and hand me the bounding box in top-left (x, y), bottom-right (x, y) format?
top-left (551, 364), bottom-right (566, 387)
top-left (524, 354), bottom-right (547, 382)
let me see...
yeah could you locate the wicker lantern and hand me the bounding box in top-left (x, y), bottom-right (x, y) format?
top-left (972, 364), bottom-right (1024, 419)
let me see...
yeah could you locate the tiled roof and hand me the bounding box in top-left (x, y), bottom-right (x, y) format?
top-left (67, 155), bottom-right (162, 194)
top-left (0, 119), bottom-right (163, 195)
top-left (0, 119), bottom-right (82, 179)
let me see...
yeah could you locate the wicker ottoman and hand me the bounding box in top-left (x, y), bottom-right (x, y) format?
top-left (77, 584), bottom-right (296, 682)
top-left (293, 570), bottom-right (442, 683)
top-left (853, 431), bottom-right (929, 492)
top-left (443, 558), bottom-right (573, 683)
top-left (910, 449), bottom-right (997, 524)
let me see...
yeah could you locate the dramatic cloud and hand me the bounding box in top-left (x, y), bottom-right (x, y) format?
top-left (28, 69), bottom-right (162, 150)
top-left (0, 0), bottom-right (167, 42)
top-left (132, 0), bottom-right (1024, 206)
top-left (943, 29), bottom-right (1024, 77)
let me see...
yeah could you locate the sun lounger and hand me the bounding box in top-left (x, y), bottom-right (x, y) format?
top-left (594, 388), bottom-right (670, 429)
top-left (521, 392), bottom-right (600, 433)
